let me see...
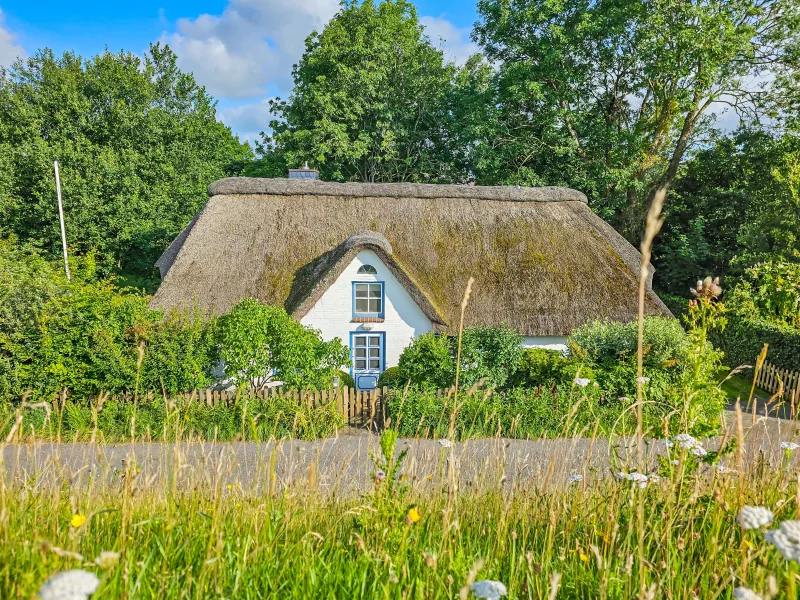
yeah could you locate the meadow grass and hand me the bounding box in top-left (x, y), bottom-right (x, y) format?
top-left (3, 412), bottom-right (800, 600)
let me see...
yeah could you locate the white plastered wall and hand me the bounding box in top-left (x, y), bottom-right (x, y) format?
top-left (299, 250), bottom-right (433, 370)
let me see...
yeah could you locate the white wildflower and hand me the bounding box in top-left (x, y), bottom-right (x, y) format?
top-left (94, 550), bottom-right (120, 569)
top-left (618, 396), bottom-right (631, 402)
top-left (781, 442), bottom-right (800, 451)
top-left (673, 433), bottom-right (699, 449)
top-left (691, 446), bottom-right (708, 457)
top-left (738, 506), bottom-right (774, 530)
top-left (636, 376), bottom-right (650, 384)
top-left (438, 439), bottom-right (453, 448)
top-left (573, 377), bottom-right (590, 387)
top-left (648, 474), bottom-right (660, 484)
top-left (670, 459), bottom-right (680, 466)
top-left (375, 469), bottom-right (386, 483)
top-left (568, 474), bottom-right (582, 484)
top-left (733, 586), bottom-right (763, 600)
top-left (616, 472), bottom-right (650, 488)
top-left (765, 520), bottom-right (800, 561)
top-left (470, 580), bottom-right (508, 600)
top-left (663, 439), bottom-right (674, 448)
top-left (37, 569), bottom-right (100, 600)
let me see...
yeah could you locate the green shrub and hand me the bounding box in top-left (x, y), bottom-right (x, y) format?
top-left (216, 299), bottom-right (350, 391)
top-left (386, 385), bottom-right (676, 440)
top-left (398, 326), bottom-right (523, 390)
top-left (1, 393), bottom-right (344, 442)
top-left (509, 348), bottom-right (595, 388)
top-left (336, 370), bottom-right (355, 389)
top-left (397, 332), bottom-right (453, 389)
top-left (456, 325), bottom-right (522, 388)
top-left (726, 261), bottom-right (800, 328)
top-left (712, 315), bottom-right (800, 370)
top-left (570, 315), bottom-right (726, 434)
top-left (377, 366), bottom-right (403, 388)
top-left (138, 309), bottom-right (218, 394)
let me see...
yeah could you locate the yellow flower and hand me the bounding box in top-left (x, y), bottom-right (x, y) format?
top-left (407, 507), bottom-right (421, 524)
top-left (70, 514), bottom-right (86, 528)
top-left (579, 553), bottom-right (589, 563)
top-left (227, 484), bottom-right (232, 490)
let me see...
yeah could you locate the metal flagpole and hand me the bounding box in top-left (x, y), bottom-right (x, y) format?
top-left (54, 160), bottom-right (71, 281)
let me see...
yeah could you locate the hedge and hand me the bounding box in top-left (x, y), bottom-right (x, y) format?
top-left (712, 315), bottom-right (800, 371)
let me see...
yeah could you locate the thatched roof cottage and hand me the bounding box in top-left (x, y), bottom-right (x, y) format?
top-left (152, 176), bottom-right (671, 390)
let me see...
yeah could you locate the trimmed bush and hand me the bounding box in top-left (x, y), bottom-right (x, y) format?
top-left (336, 370), bottom-right (355, 389)
top-left (377, 366), bottom-right (403, 388)
top-left (397, 333), bottom-right (453, 389)
top-left (713, 315), bottom-right (800, 370)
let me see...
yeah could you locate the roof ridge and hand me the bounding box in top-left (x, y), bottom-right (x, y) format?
top-left (208, 178), bottom-right (588, 204)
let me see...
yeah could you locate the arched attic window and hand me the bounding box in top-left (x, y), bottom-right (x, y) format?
top-left (357, 264), bottom-right (378, 275)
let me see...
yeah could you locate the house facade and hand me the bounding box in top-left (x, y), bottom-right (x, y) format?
top-left (152, 176), bottom-right (671, 390)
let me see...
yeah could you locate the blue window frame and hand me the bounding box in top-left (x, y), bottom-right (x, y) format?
top-left (352, 282), bottom-right (385, 318)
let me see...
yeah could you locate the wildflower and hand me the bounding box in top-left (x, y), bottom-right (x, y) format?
top-left (738, 506), bottom-right (774, 530)
top-left (70, 514), bottom-right (86, 528)
top-left (567, 474), bottom-right (582, 484)
top-left (663, 439), bottom-right (674, 448)
top-left (375, 469), bottom-right (386, 483)
top-left (94, 550), bottom-right (120, 569)
top-left (579, 552), bottom-right (589, 562)
top-left (635, 376), bottom-right (650, 384)
top-left (438, 439), bottom-right (453, 448)
top-left (618, 396), bottom-right (631, 402)
top-left (618, 472), bottom-right (650, 489)
top-left (227, 484), bottom-right (232, 490)
top-left (470, 580), bottom-right (508, 600)
top-left (733, 587), bottom-right (763, 600)
top-left (37, 569), bottom-right (99, 600)
top-left (691, 446), bottom-right (708, 458)
top-left (573, 377), bottom-right (590, 387)
top-left (691, 276), bottom-right (723, 300)
top-left (781, 441), bottom-right (799, 452)
top-left (670, 460), bottom-right (680, 466)
top-left (673, 433), bottom-right (698, 448)
top-left (407, 507), bottom-right (421, 524)
top-left (765, 520), bottom-right (800, 561)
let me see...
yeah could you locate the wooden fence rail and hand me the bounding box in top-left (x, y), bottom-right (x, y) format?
top-left (184, 386), bottom-right (391, 429)
top-left (754, 360), bottom-right (800, 414)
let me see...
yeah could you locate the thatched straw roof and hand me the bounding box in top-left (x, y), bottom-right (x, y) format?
top-left (152, 178), bottom-right (671, 336)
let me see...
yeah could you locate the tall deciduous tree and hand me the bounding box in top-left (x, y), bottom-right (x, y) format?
top-left (653, 129), bottom-right (800, 295)
top-left (0, 44), bottom-right (251, 286)
top-left (261, 0), bottom-right (462, 183)
top-left (471, 0), bottom-right (800, 236)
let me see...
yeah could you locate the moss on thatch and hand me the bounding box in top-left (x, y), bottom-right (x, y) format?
top-left (152, 178), bottom-right (671, 336)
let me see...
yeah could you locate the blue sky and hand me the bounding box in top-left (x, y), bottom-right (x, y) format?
top-left (0, 0), bottom-right (479, 145)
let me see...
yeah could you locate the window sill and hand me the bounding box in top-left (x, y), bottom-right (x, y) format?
top-left (352, 316), bottom-right (385, 323)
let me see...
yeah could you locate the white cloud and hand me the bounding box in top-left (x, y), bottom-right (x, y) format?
top-left (161, 1), bottom-right (475, 139)
top-left (217, 98), bottom-right (275, 145)
top-left (161, 0), bottom-right (339, 99)
top-left (0, 9), bottom-right (25, 68)
top-left (420, 15), bottom-right (478, 65)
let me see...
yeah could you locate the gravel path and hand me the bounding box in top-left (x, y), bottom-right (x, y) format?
top-left (3, 411), bottom-right (799, 495)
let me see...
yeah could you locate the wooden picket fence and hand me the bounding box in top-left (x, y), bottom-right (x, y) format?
top-left (754, 360), bottom-right (800, 416)
top-left (186, 385), bottom-right (390, 429)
